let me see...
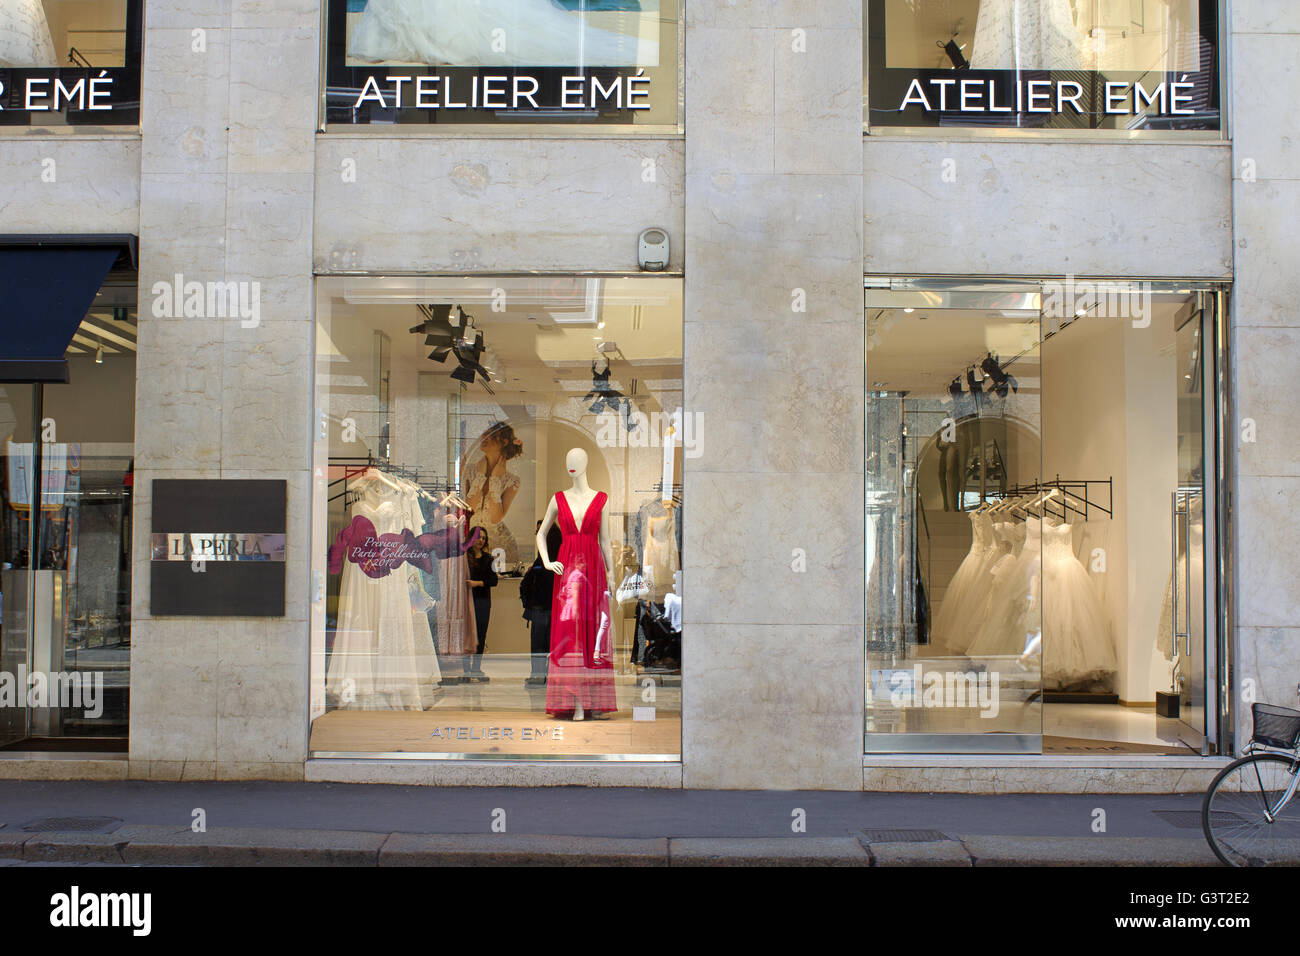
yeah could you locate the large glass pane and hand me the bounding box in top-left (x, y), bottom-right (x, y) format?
top-left (0, 279), bottom-right (134, 750)
top-left (865, 0), bottom-right (1221, 131)
top-left (0, 384), bottom-right (38, 748)
top-left (866, 292), bottom-right (1044, 751)
top-left (1033, 288), bottom-right (1207, 754)
top-left (311, 276), bottom-right (683, 758)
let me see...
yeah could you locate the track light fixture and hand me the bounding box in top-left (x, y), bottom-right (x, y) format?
top-left (409, 304), bottom-right (494, 393)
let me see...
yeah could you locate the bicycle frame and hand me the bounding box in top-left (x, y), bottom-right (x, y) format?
top-left (1246, 743), bottom-right (1300, 822)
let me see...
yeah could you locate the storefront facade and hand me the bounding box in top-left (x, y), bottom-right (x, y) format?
top-left (0, 0), bottom-right (1289, 791)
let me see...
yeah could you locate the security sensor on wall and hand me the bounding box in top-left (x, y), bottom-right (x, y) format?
top-left (638, 228), bottom-right (669, 271)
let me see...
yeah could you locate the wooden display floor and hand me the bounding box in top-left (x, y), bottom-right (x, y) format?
top-left (310, 707), bottom-right (681, 757)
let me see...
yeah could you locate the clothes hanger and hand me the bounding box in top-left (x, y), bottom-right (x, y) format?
top-left (364, 467), bottom-right (405, 493)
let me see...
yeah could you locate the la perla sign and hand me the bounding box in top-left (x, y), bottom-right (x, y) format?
top-left (150, 533), bottom-right (286, 563)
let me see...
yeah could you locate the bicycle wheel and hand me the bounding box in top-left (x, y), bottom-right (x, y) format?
top-left (1203, 752), bottom-right (1300, 867)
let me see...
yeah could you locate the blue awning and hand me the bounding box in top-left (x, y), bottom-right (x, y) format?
top-left (0, 235), bottom-right (136, 383)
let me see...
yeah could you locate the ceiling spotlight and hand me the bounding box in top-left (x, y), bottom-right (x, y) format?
top-left (95, 343), bottom-right (104, 364)
top-left (410, 304), bottom-right (494, 393)
top-left (903, 307), bottom-right (915, 313)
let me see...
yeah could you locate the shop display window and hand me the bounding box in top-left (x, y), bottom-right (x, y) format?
top-left (865, 0), bottom-right (1221, 132)
top-left (311, 276), bottom-right (683, 759)
top-left (323, 0), bottom-right (680, 127)
top-left (0, 270), bottom-right (136, 749)
top-left (0, 0), bottom-right (142, 127)
top-left (865, 280), bottom-right (1220, 754)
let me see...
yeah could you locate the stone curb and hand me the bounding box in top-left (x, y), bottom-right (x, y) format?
top-left (122, 827), bottom-right (389, 867)
top-left (380, 834), bottom-right (669, 866)
top-left (859, 836), bottom-right (972, 867)
top-left (956, 835), bottom-right (1223, 867)
top-left (0, 829), bottom-right (1263, 866)
top-left (668, 837), bottom-right (869, 866)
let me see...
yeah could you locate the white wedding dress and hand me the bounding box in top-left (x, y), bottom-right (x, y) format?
top-left (1040, 519), bottom-right (1116, 689)
top-left (350, 0), bottom-right (657, 67)
top-left (969, 517), bottom-right (1116, 689)
top-left (967, 516), bottom-right (1044, 659)
top-left (931, 512), bottom-right (1004, 655)
top-left (0, 0), bottom-right (57, 68)
top-left (971, 0), bottom-right (1084, 71)
top-left (328, 482), bottom-right (440, 710)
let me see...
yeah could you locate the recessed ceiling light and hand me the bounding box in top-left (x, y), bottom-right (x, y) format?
top-left (903, 307), bottom-right (914, 313)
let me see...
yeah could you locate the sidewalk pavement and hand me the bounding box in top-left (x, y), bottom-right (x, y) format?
top-left (0, 780), bottom-right (1254, 866)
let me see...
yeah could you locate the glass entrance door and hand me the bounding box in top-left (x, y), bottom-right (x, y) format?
top-left (1168, 301), bottom-right (1211, 752)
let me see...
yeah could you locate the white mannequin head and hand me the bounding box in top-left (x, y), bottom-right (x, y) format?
top-left (565, 447), bottom-right (588, 480)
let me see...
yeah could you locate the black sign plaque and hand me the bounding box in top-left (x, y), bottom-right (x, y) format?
top-left (150, 479), bottom-right (287, 617)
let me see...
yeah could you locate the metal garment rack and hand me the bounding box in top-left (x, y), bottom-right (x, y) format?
top-left (992, 476), bottom-right (1114, 522)
top-left (640, 480), bottom-right (683, 500)
top-left (326, 455), bottom-right (456, 504)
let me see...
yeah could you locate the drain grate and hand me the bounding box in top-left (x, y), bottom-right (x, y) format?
top-left (861, 828), bottom-right (951, 843)
top-left (21, 816), bottom-right (123, 834)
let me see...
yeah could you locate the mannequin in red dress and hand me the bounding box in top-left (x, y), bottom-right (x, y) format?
top-left (535, 448), bottom-right (617, 720)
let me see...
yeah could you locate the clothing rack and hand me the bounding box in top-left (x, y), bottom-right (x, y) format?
top-left (991, 476), bottom-right (1113, 522)
top-left (326, 455), bottom-right (455, 503)
top-left (641, 481), bottom-right (683, 499)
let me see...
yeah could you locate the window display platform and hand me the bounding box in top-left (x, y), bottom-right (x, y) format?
top-left (309, 708), bottom-right (680, 757)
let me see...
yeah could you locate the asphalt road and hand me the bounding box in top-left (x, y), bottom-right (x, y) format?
top-left (0, 781), bottom-right (1208, 840)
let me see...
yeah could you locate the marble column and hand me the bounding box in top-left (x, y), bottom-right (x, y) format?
top-left (1228, 0), bottom-right (1300, 750)
top-left (130, 2), bottom-right (320, 780)
top-left (682, 1), bottom-right (865, 789)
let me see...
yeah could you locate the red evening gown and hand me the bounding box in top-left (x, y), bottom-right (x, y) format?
top-left (546, 490), bottom-right (618, 716)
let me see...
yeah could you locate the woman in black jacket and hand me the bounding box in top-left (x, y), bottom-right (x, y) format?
top-left (465, 532), bottom-right (498, 682)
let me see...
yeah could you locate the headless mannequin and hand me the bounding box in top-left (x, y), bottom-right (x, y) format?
top-left (536, 448), bottom-right (614, 721)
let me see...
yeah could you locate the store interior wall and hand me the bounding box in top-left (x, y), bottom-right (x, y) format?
top-left (1040, 311), bottom-right (1177, 703)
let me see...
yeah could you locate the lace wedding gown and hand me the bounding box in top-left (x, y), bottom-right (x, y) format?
top-left (0, 0), bottom-right (57, 68)
top-left (466, 467), bottom-right (521, 567)
top-left (931, 512), bottom-right (1004, 655)
top-left (971, 0), bottom-right (1084, 71)
top-left (350, 0), bottom-right (657, 66)
top-left (967, 517), bottom-right (1116, 690)
top-left (967, 516), bottom-right (1044, 659)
